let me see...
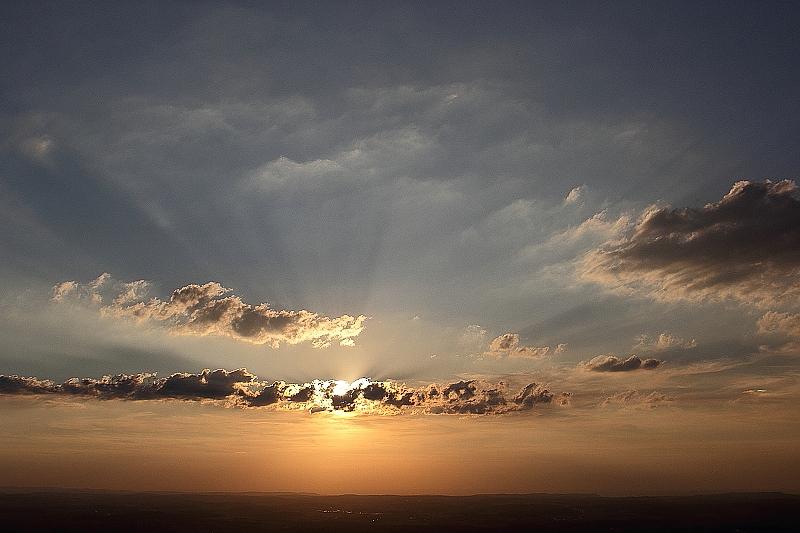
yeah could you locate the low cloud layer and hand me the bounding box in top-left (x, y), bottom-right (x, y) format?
top-left (53, 274), bottom-right (367, 348)
top-left (583, 180), bottom-right (800, 306)
top-left (0, 370), bottom-right (561, 415)
top-left (584, 355), bottom-right (663, 372)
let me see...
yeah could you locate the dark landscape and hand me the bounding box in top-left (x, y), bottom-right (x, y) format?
top-left (1, 489), bottom-right (798, 532)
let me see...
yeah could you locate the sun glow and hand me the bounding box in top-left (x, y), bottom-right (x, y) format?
top-left (330, 380), bottom-right (353, 397)
top-left (323, 378), bottom-right (370, 397)
top-left (299, 378), bottom-right (376, 412)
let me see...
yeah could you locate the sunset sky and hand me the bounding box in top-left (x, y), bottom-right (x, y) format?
top-left (2, 1), bottom-right (800, 495)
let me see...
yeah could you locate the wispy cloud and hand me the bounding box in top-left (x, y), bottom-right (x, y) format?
top-left (583, 180), bottom-right (800, 307)
top-left (633, 333), bottom-right (696, 352)
top-left (601, 389), bottom-right (674, 409)
top-left (483, 333), bottom-right (562, 359)
top-left (53, 274), bottom-right (367, 348)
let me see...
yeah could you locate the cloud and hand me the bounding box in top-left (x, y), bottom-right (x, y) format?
top-left (0, 375), bottom-right (58, 395)
top-left (53, 274), bottom-right (368, 348)
top-left (584, 355), bottom-right (663, 372)
top-left (483, 333), bottom-right (555, 359)
top-left (0, 371), bottom-right (561, 415)
top-left (633, 333), bottom-right (696, 352)
top-left (246, 155), bottom-right (352, 193)
top-left (756, 311), bottom-right (800, 354)
top-left (485, 333), bottom-right (520, 355)
top-left (583, 180), bottom-right (800, 306)
top-left (563, 185), bottom-right (585, 205)
top-left (509, 346), bottom-right (550, 359)
top-left (602, 389), bottom-right (674, 409)
top-left (156, 368), bottom-right (257, 400)
top-left (460, 325), bottom-right (487, 347)
top-left (0, 369), bottom-right (253, 401)
top-left (240, 378), bottom-right (558, 415)
top-left (758, 311), bottom-right (800, 338)
top-left (515, 210), bottom-right (633, 274)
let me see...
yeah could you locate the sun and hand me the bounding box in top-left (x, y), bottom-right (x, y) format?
top-left (330, 380), bottom-right (352, 397)
top-left (330, 378), bottom-right (371, 397)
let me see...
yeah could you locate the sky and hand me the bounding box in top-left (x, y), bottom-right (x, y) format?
top-left (1, 0), bottom-right (800, 496)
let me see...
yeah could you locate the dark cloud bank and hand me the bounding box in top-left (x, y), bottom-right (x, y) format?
top-left (0, 369), bottom-right (564, 415)
top-left (584, 180), bottom-right (800, 306)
